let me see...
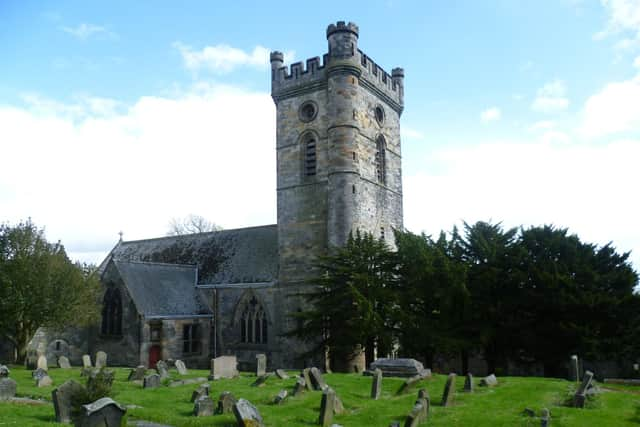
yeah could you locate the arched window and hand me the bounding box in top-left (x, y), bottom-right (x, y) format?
top-left (101, 288), bottom-right (122, 336)
top-left (240, 296), bottom-right (268, 344)
top-left (375, 135), bottom-right (386, 184)
top-left (303, 134), bottom-right (317, 177)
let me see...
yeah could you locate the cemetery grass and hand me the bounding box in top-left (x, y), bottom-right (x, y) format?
top-left (1, 366), bottom-right (640, 426)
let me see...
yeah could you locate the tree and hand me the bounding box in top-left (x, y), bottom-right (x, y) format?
top-left (167, 214), bottom-right (222, 236)
top-left (287, 230), bottom-right (398, 370)
top-left (0, 219), bottom-right (101, 363)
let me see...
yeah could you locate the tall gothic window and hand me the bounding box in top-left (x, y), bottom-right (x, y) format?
top-left (375, 135), bottom-right (386, 185)
top-left (101, 288), bottom-right (122, 336)
top-left (304, 135), bottom-right (317, 177)
top-left (240, 296), bottom-right (268, 344)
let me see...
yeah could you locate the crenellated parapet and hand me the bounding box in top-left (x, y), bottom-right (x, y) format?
top-left (270, 54), bottom-right (329, 102)
top-left (357, 50), bottom-right (404, 114)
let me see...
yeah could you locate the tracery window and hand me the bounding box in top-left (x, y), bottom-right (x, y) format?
top-left (101, 288), bottom-right (122, 336)
top-left (240, 296), bottom-right (268, 344)
top-left (375, 135), bottom-right (386, 184)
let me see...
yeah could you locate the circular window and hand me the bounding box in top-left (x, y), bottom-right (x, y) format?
top-left (374, 105), bottom-right (385, 125)
top-left (299, 101), bottom-right (318, 122)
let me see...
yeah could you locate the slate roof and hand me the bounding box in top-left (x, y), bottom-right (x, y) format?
top-left (103, 225), bottom-right (278, 285)
top-left (112, 260), bottom-right (211, 317)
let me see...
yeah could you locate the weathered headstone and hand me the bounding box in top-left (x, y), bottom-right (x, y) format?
top-left (292, 376), bottom-right (307, 396)
top-left (369, 358), bottom-right (431, 378)
top-left (256, 353), bottom-right (267, 377)
top-left (371, 368), bottom-right (382, 399)
top-left (480, 373), bottom-right (498, 387)
top-left (0, 365), bottom-right (9, 377)
top-left (37, 354), bottom-right (48, 371)
top-left (143, 373), bottom-right (161, 389)
top-left (76, 397), bottom-right (126, 427)
top-left (0, 378), bottom-right (17, 401)
top-left (319, 387), bottom-right (335, 427)
top-left (52, 380), bottom-right (85, 423)
top-left (32, 368), bottom-right (48, 380)
top-left (191, 383), bottom-right (210, 402)
top-left (156, 360), bottom-right (170, 380)
top-left (82, 354), bottom-right (92, 369)
top-left (251, 374), bottom-right (269, 387)
top-left (209, 355), bottom-right (239, 380)
top-left (416, 390), bottom-right (430, 420)
top-left (36, 374), bottom-right (53, 387)
top-left (310, 367), bottom-right (328, 390)
top-left (405, 400), bottom-right (426, 427)
top-left (302, 368), bottom-right (313, 391)
top-left (441, 373), bottom-right (456, 407)
top-left (573, 370), bottom-right (594, 408)
top-left (333, 390), bottom-right (345, 415)
top-left (464, 373), bottom-right (474, 392)
top-left (128, 366), bottom-right (146, 381)
top-left (396, 371), bottom-right (430, 395)
top-left (233, 398), bottom-right (265, 427)
top-left (193, 395), bottom-right (214, 417)
top-left (175, 360), bottom-right (188, 375)
top-left (541, 408), bottom-right (551, 427)
top-left (95, 351), bottom-right (107, 369)
top-left (216, 391), bottom-right (237, 414)
top-left (58, 355), bottom-right (71, 369)
top-left (275, 369), bottom-right (289, 379)
top-left (273, 389), bottom-right (288, 405)
top-left (569, 355), bottom-right (579, 382)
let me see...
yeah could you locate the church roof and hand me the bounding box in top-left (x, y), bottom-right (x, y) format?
top-left (111, 260), bottom-right (211, 317)
top-left (105, 224), bottom-right (278, 285)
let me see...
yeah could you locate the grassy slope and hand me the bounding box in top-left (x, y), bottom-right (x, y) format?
top-left (1, 365), bottom-right (639, 426)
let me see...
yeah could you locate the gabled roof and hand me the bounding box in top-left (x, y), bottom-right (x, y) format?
top-left (111, 260), bottom-right (211, 317)
top-left (103, 224), bottom-right (278, 285)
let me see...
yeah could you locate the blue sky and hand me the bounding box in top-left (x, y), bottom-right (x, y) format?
top-left (1, 0), bottom-right (639, 272)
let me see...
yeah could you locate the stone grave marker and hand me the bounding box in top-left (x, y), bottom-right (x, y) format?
top-left (333, 389), bottom-right (345, 414)
top-left (371, 368), bottom-right (382, 399)
top-left (569, 355), bottom-right (579, 382)
top-left (36, 374), bottom-right (53, 387)
top-left (369, 358), bottom-right (431, 378)
top-left (0, 378), bottom-right (17, 401)
top-left (310, 367), bottom-right (328, 390)
top-left (37, 355), bottom-right (48, 371)
top-left (573, 370), bottom-right (594, 408)
top-left (275, 369), bottom-right (289, 379)
top-left (52, 379), bottom-right (85, 423)
top-left (541, 408), bottom-right (551, 427)
top-left (292, 377), bottom-right (307, 396)
top-left (302, 368), bottom-right (313, 391)
top-left (209, 355), bottom-right (239, 380)
top-left (32, 368), bottom-right (48, 380)
top-left (480, 373), bottom-right (498, 387)
top-left (175, 360), bottom-right (188, 375)
top-left (95, 351), bottom-right (107, 369)
top-left (416, 389), bottom-right (430, 419)
top-left (273, 389), bottom-right (288, 405)
top-left (405, 400), bottom-right (427, 427)
top-left (128, 366), bottom-right (146, 381)
top-left (251, 373), bottom-right (270, 387)
top-left (319, 387), bottom-right (335, 427)
top-left (464, 373), bottom-right (474, 392)
top-left (77, 397), bottom-right (126, 427)
top-left (190, 383), bottom-right (210, 402)
top-left (143, 373), bottom-right (161, 389)
top-left (193, 395), bottom-right (214, 417)
top-left (396, 372), bottom-right (429, 395)
top-left (0, 365), bottom-right (9, 377)
top-left (216, 391), bottom-right (237, 414)
top-left (58, 355), bottom-right (71, 369)
top-left (233, 398), bottom-right (265, 427)
top-left (156, 360), bottom-right (170, 380)
top-left (256, 353), bottom-right (267, 377)
top-left (82, 354), bottom-right (92, 369)
top-left (441, 373), bottom-right (456, 407)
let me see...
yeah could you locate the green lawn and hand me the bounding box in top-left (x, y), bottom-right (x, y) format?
top-left (1, 365), bottom-right (639, 426)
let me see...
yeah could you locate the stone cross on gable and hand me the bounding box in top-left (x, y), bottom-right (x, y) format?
top-left (118, 231), bottom-right (123, 242)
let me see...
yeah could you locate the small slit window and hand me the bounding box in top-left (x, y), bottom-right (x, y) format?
top-left (375, 135), bottom-right (386, 185)
top-left (304, 135), bottom-right (317, 177)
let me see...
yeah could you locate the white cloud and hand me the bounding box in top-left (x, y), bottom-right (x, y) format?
top-left (480, 107), bottom-right (501, 123)
top-left (634, 55), bottom-right (640, 68)
top-left (60, 23), bottom-right (115, 40)
top-left (174, 42), bottom-right (295, 74)
top-left (529, 120), bottom-right (556, 131)
top-left (600, 0), bottom-right (640, 34)
top-left (531, 80), bottom-right (569, 113)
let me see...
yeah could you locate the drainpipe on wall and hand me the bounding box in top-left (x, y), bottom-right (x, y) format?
top-left (213, 288), bottom-right (218, 358)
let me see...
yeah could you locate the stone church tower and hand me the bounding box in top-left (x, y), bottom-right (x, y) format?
top-left (270, 21), bottom-right (405, 367)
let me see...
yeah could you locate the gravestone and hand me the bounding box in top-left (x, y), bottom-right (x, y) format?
top-left (541, 408), bottom-right (551, 427)
top-left (209, 355), bottom-right (239, 380)
top-left (193, 395), bottom-right (214, 417)
top-left (416, 389), bottom-right (430, 419)
top-left (405, 400), bottom-right (427, 427)
top-left (216, 391), bottom-right (237, 414)
top-left (371, 368), bottom-right (382, 399)
top-left (76, 397), bottom-right (126, 427)
top-left (128, 366), bottom-right (146, 381)
top-left (319, 388), bottom-right (335, 427)
top-left (37, 355), bottom-right (48, 371)
top-left (441, 373), bottom-right (456, 407)
top-left (143, 374), bottom-right (161, 389)
top-left (0, 378), bottom-right (17, 401)
top-left (58, 355), bottom-right (71, 369)
top-left (464, 373), bottom-right (474, 392)
top-left (82, 354), bottom-right (92, 369)
top-left (52, 380), bottom-right (85, 423)
top-left (292, 377), bottom-right (307, 396)
top-left (175, 360), bottom-right (188, 375)
top-left (396, 371), bottom-right (429, 395)
top-left (275, 369), bottom-right (289, 379)
top-left (95, 351), bottom-right (107, 369)
top-left (191, 383), bottom-right (210, 402)
top-left (273, 389), bottom-right (288, 404)
top-left (156, 360), bottom-right (170, 380)
top-left (36, 374), bottom-right (53, 387)
top-left (256, 353), bottom-right (267, 377)
top-left (302, 368), bottom-right (313, 391)
top-left (569, 355), bottom-right (579, 382)
top-left (573, 370), bottom-right (594, 408)
top-left (251, 374), bottom-right (270, 387)
top-left (310, 367), bottom-right (328, 390)
top-left (480, 373), bottom-right (498, 387)
top-left (0, 365), bottom-right (9, 377)
top-left (32, 368), bottom-right (48, 380)
top-left (233, 398), bottom-right (265, 427)
top-left (369, 358), bottom-right (431, 378)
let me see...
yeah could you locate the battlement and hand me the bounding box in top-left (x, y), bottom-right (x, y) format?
top-left (358, 49), bottom-right (401, 95)
top-left (326, 21), bottom-right (359, 38)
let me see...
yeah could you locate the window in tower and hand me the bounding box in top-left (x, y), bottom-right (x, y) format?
top-left (304, 135), bottom-right (317, 177)
top-left (299, 100), bottom-right (318, 122)
top-left (375, 135), bottom-right (386, 185)
top-left (374, 105), bottom-right (385, 126)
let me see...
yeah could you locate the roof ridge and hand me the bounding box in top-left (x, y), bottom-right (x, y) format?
top-left (119, 223), bottom-right (277, 245)
top-left (113, 259), bottom-right (197, 268)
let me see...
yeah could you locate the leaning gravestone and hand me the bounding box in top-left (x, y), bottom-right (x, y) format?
top-left (397, 371), bottom-right (430, 395)
top-left (417, 389), bottom-right (430, 418)
top-left (319, 388), bottom-right (335, 427)
top-left (292, 377), bottom-right (307, 396)
top-left (569, 355), bottom-right (579, 382)
top-left (464, 373), bottom-right (474, 392)
top-left (405, 400), bottom-right (427, 427)
top-left (82, 354), bottom-right (92, 369)
top-left (0, 365), bottom-right (9, 377)
top-left (302, 368), bottom-right (313, 391)
top-left (58, 355), bottom-right (71, 369)
top-left (77, 397), bottom-right (126, 427)
top-left (37, 355), bottom-right (48, 371)
top-left (275, 369), bottom-right (289, 379)
top-left (143, 374), bottom-right (161, 389)
top-left (273, 389), bottom-right (288, 405)
top-left (128, 366), bottom-right (146, 381)
top-left (175, 360), bottom-right (188, 375)
top-left (209, 355), bottom-right (239, 380)
top-left (369, 358), bottom-right (431, 378)
top-left (441, 373), bottom-right (456, 407)
top-left (191, 383), bottom-right (210, 402)
top-left (216, 391), bottom-right (237, 415)
top-left (251, 374), bottom-right (270, 387)
top-left (193, 395), bottom-right (214, 417)
top-left (480, 373), bottom-right (498, 387)
top-left (52, 379), bottom-right (85, 423)
top-left (256, 354), bottom-right (267, 377)
top-left (233, 398), bottom-right (265, 427)
top-left (0, 378), bottom-right (17, 401)
top-left (156, 360), bottom-right (170, 380)
top-left (573, 370), bottom-right (594, 408)
top-left (95, 351), bottom-right (107, 369)
top-left (371, 368), bottom-right (382, 399)
top-left (310, 367), bottom-right (328, 390)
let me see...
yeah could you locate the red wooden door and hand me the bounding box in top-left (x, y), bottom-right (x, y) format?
top-left (149, 345), bottom-right (161, 369)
